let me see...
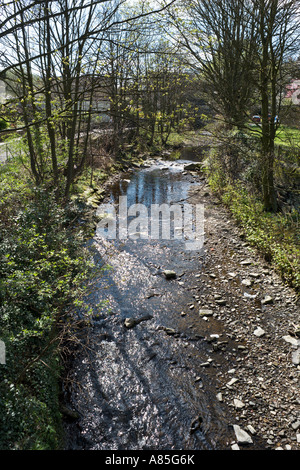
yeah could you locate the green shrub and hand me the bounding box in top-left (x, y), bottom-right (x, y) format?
top-left (0, 119), bottom-right (8, 131)
top-left (214, 182), bottom-right (300, 291)
top-left (0, 186), bottom-right (97, 449)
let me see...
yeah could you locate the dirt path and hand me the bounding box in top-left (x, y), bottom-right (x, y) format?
top-left (187, 181), bottom-right (300, 450)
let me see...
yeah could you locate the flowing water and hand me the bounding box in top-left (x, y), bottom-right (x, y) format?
top-left (64, 151), bottom-right (235, 450)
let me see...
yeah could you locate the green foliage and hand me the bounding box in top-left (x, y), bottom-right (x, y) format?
top-left (0, 119), bottom-right (8, 131)
top-left (0, 181), bottom-right (98, 449)
top-left (213, 182), bottom-right (300, 292)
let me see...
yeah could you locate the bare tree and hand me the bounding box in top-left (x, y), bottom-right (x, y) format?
top-left (166, 0), bottom-right (300, 211)
top-left (253, 0), bottom-right (300, 212)
top-left (0, 0), bottom-right (178, 195)
top-left (166, 0), bottom-right (259, 128)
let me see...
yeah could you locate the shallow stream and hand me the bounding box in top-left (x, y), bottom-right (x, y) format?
top-left (64, 150), bottom-right (236, 450)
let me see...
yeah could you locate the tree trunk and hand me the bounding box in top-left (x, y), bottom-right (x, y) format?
top-left (259, 0), bottom-right (277, 212)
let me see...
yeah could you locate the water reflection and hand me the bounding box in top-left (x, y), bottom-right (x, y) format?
top-left (109, 161), bottom-right (196, 208)
top-left (65, 155), bottom-right (234, 451)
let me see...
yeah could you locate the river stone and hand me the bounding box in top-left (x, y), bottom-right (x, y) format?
top-left (242, 279), bottom-right (252, 287)
top-left (291, 420), bottom-right (300, 430)
top-left (124, 318), bottom-right (139, 329)
top-left (261, 295), bottom-right (274, 305)
top-left (253, 327), bottom-right (266, 338)
top-left (163, 270), bottom-right (177, 279)
top-left (228, 272), bottom-right (237, 278)
top-left (164, 327), bottom-right (176, 336)
top-left (283, 335), bottom-right (300, 347)
top-left (249, 272), bottom-right (260, 278)
top-left (246, 425), bottom-right (257, 435)
top-left (233, 425), bottom-right (253, 445)
top-left (231, 444), bottom-right (240, 450)
top-left (292, 349), bottom-right (300, 365)
top-left (226, 378), bottom-right (238, 388)
top-left (244, 292), bottom-right (257, 299)
top-left (241, 259), bottom-right (252, 266)
top-left (124, 315), bottom-right (152, 329)
top-left (199, 309), bottom-right (213, 317)
top-left (184, 163), bottom-right (203, 172)
top-left (234, 399), bottom-right (245, 409)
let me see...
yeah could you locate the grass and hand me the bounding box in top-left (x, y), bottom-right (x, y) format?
top-left (246, 123), bottom-right (300, 148)
top-left (208, 173), bottom-right (300, 293)
top-left (274, 126), bottom-right (300, 148)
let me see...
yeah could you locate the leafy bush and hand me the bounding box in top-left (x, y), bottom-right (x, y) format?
top-left (207, 130), bottom-right (300, 293)
top-left (0, 186), bottom-right (97, 449)
top-left (0, 119), bottom-right (8, 131)
top-left (216, 183), bottom-right (300, 292)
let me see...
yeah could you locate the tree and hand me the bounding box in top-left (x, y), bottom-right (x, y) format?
top-left (166, 0), bottom-right (259, 129)
top-left (254, 0), bottom-right (299, 212)
top-left (166, 0), bottom-right (300, 211)
top-left (0, 0), bottom-right (178, 196)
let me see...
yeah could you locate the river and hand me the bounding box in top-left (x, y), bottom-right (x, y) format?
top-left (64, 150), bottom-right (236, 450)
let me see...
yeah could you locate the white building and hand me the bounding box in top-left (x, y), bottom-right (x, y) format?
top-left (286, 80), bottom-right (300, 105)
top-left (0, 80), bottom-right (7, 103)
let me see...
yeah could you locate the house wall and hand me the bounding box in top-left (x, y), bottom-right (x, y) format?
top-left (286, 80), bottom-right (300, 105)
top-left (0, 80), bottom-right (7, 104)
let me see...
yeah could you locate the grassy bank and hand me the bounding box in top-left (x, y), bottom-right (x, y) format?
top-left (206, 126), bottom-right (300, 294)
top-left (217, 184), bottom-right (299, 291)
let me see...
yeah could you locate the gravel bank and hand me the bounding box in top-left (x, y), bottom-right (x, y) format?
top-left (188, 181), bottom-right (299, 450)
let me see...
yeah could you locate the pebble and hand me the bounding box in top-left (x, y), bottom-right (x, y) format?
top-left (233, 425), bottom-right (253, 444)
top-left (283, 335), bottom-right (300, 347)
top-left (124, 318), bottom-right (138, 329)
top-left (242, 279), bottom-right (252, 287)
top-left (261, 295), bottom-right (274, 305)
top-left (246, 425), bottom-right (257, 435)
top-left (241, 259), bottom-right (252, 266)
top-left (226, 378), bottom-right (238, 388)
top-left (253, 327), bottom-right (266, 338)
top-left (199, 309), bottom-right (213, 317)
top-left (163, 270), bottom-right (177, 279)
top-left (291, 421), bottom-right (300, 431)
top-left (215, 299), bottom-right (226, 306)
top-left (234, 398), bottom-right (245, 409)
top-left (231, 444), bottom-right (240, 450)
top-left (292, 349), bottom-right (300, 365)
